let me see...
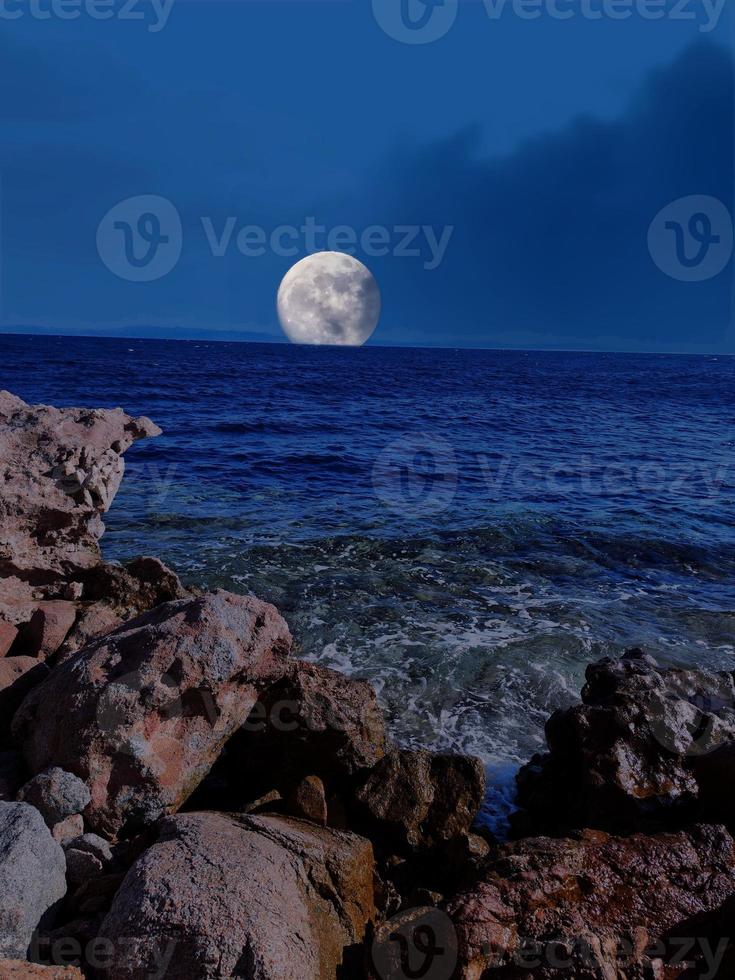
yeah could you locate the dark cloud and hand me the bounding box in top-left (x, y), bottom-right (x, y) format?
top-left (343, 40), bottom-right (734, 352)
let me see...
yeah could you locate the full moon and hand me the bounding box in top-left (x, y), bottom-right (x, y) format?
top-left (276, 252), bottom-right (381, 346)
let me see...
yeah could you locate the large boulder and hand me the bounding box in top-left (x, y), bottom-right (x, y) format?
top-left (13, 591), bottom-right (292, 837)
top-left (354, 748), bottom-right (486, 852)
top-left (197, 660), bottom-right (388, 816)
top-left (447, 823), bottom-right (735, 979)
top-left (0, 802), bottom-right (67, 959)
top-left (0, 390), bottom-right (160, 586)
top-left (515, 649), bottom-right (735, 834)
top-left (98, 810), bottom-right (375, 979)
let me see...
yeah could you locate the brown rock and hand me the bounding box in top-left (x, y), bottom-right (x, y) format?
top-left (287, 775), bottom-right (328, 826)
top-left (51, 814), bottom-right (84, 845)
top-left (515, 649), bottom-right (735, 835)
top-left (13, 590), bottom-right (292, 837)
top-left (0, 964), bottom-right (83, 978)
top-left (19, 602), bottom-right (77, 660)
top-left (0, 620), bottom-right (18, 657)
top-left (0, 390), bottom-right (160, 586)
top-left (354, 749), bottom-right (486, 852)
top-left (98, 810), bottom-right (375, 979)
top-left (447, 823), bottom-right (735, 979)
top-left (219, 660), bottom-right (387, 809)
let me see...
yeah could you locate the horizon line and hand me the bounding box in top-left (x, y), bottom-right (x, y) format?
top-left (0, 328), bottom-right (733, 358)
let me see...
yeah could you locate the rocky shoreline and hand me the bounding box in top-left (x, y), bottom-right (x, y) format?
top-left (1, 389), bottom-right (734, 978)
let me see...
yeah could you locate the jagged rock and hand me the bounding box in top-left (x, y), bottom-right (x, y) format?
top-left (0, 621), bottom-right (18, 657)
top-left (354, 749), bottom-right (486, 852)
top-left (515, 649), bottom-right (735, 835)
top-left (0, 802), bottom-right (67, 959)
top-left (18, 768), bottom-right (90, 827)
top-left (287, 775), bottom-right (328, 826)
top-left (447, 823), bottom-right (735, 979)
top-left (0, 390), bottom-right (160, 586)
top-left (51, 814), bottom-right (84, 846)
top-left (13, 591), bottom-right (292, 837)
top-left (185, 659), bottom-right (387, 814)
top-left (17, 602), bottom-right (77, 660)
top-left (0, 658), bottom-right (49, 740)
top-left (0, 963), bottom-right (83, 978)
top-left (57, 557), bottom-right (188, 662)
top-left (98, 810), bottom-right (375, 979)
top-left (232, 660), bottom-right (387, 791)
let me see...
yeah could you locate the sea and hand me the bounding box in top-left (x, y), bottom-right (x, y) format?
top-left (2, 334), bottom-right (734, 831)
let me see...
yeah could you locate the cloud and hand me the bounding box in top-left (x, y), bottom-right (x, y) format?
top-left (345, 40), bottom-right (734, 352)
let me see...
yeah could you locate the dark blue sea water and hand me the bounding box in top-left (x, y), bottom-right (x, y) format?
top-left (2, 334), bottom-right (734, 827)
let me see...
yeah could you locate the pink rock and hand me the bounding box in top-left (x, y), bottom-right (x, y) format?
top-left (0, 390), bottom-right (160, 585)
top-left (51, 813), bottom-right (84, 845)
top-left (22, 601), bottom-right (77, 660)
top-left (99, 811), bottom-right (375, 980)
top-left (13, 590), bottom-right (292, 837)
top-left (0, 620), bottom-right (18, 657)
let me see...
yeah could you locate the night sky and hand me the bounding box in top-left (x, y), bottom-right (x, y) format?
top-left (1, 0), bottom-right (732, 351)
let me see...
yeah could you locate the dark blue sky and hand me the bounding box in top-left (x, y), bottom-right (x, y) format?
top-left (1, 0), bottom-right (732, 350)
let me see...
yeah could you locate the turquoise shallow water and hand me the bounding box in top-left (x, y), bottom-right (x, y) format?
top-left (2, 334), bottom-right (734, 828)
